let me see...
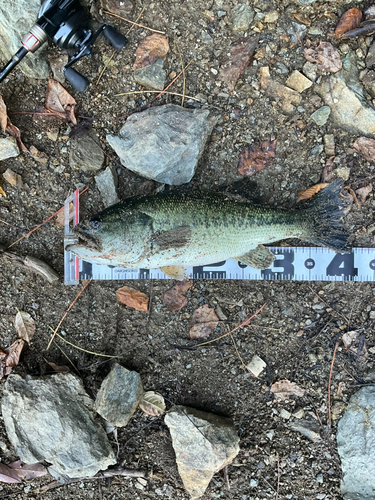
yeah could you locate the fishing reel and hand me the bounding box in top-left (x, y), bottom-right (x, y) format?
top-left (0, 0), bottom-right (127, 92)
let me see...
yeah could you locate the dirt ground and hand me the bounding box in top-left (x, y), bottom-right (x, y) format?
top-left (1, 0), bottom-right (375, 499)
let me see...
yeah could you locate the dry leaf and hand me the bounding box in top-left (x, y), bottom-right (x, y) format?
top-left (356, 184), bottom-right (372, 205)
top-left (116, 286), bottom-right (149, 311)
top-left (321, 156), bottom-right (335, 183)
top-left (292, 12), bottom-right (311, 26)
top-left (0, 339), bottom-right (25, 378)
top-left (8, 461), bottom-right (47, 480)
top-left (0, 463), bottom-right (22, 484)
top-left (44, 359), bottom-right (69, 373)
top-left (335, 8), bottom-right (362, 37)
top-left (189, 304), bottom-right (219, 340)
top-left (3, 168), bottom-right (23, 187)
top-left (139, 391), bottom-right (166, 416)
top-left (219, 36), bottom-right (259, 91)
top-left (163, 280), bottom-right (193, 311)
top-left (353, 137), bottom-right (375, 161)
top-left (45, 79), bottom-right (77, 125)
top-left (304, 42), bottom-right (342, 73)
top-left (0, 95), bottom-right (28, 152)
top-left (55, 203), bottom-right (73, 227)
top-left (0, 181), bottom-right (6, 197)
top-left (238, 139), bottom-right (277, 177)
top-left (29, 145), bottom-right (48, 165)
top-left (133, 34), bottom-right (169, 70)
top-left (14, 311), bottom-right (36, 345)
top-left (270, 380), bottom-right (305, 400)
top-left (297, 183), bottom-right (329, 202)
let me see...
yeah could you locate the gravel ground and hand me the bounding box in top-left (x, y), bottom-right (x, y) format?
top-left (1, 0), bottom-right (375, 499)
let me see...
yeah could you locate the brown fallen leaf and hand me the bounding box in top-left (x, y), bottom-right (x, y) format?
top-left (14, 311), bottom-right (36, 345)
top-left (133, 34), bottom-right (169, 70)
top-left (0, 463), bottom-right (22, 484)
top-left (237, 139), bottom-right (277, 177)
top-left (8, 461), bottom-right (48, 480)
top-left (163, 280), bottom-right (193, 311)
top-left (29, 145), bottom-right (48, 165)
top-left (189, 304), bottom-right (219, 340)
top-left (0, 95), bottom-right (28, 152)
top-left (55, 203), bottom-right (73, 227)
top-left (353, 136), bottom-right (375, 161)
top-left (292, 12), bottom-right (311, 26)
top-left (219, 35), bottom-right (259, 91)
top-left (335, 8), bottom-right (362, 37)
top-left (45, 79), bottom-right (77, 125)
top-left (304, 42), bottom-right (342, 73)
top-left (3, 168), bottom-right (23, 187)
top-left (270, 380), bottom-right (305, 401)
top-left (139, 391), bottom-right (166, 416)
top-left (44, 358), bottom-right (70, 373)
top-left (116, 286), bottom-right (149, 311)
top-left (0, 339), bottom-right (25, 378)
top-left (356, 184), bottom-right (372, 206)
top-left (297, 183), bottom-right (329, 202)
top-left (0, 179), bottom-right (6, 197)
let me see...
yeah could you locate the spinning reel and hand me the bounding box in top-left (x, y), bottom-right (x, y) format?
top-left (0, 0), bottom-right (127, 91)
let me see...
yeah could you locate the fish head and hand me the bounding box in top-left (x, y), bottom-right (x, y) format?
top-left (66, 205), bottom-right (153, 266)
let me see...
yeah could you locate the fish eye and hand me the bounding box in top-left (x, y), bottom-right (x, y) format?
top-left (91, 220), bottom-right (101, 229)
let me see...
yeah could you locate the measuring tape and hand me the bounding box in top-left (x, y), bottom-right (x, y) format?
top-left (64, 191), bottom-right (375, 284)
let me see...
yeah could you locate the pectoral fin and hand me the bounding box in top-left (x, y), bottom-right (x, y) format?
top-left (237, 245), bottom-right (275, 269)
top-left (160, 266), bottom-right (187, 280)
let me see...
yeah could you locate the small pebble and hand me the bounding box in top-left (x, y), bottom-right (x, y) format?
top-left (310, 106), bottom-right (331, 126)
top-left (280, 409), bottom-right (291, 420)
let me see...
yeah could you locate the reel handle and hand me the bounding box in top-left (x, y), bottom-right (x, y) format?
top-left (102, 26), bottom-right (127, 50)
top-left (64, 67), bottom-right (89, 92)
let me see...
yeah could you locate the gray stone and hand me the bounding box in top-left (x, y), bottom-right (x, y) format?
top-left (94, 363), bottom-right (144, 427)
top-left (337, 386), bottom-right (375, 500)
top-left (99, 0), bottom-right (133, 17)
top-left (303, 61), bottom-right (317, 82)
top-left (285, 70), bottom-right (313, 93)
top-left (316, 75), bottom-right (375, 137)
top-left (165, 406), bottom-right (240, 499)
top-left (134, 58), bottom-right (166, 90)
top-left (310, 106), bottom-right (331, 126)
top-left (0, 137), bottom-right (20, 160)
top-left (107, 104), bottom-right (217, 185)
top-left (0, 0), bottom-right (49, 80)
top-left (361, 70), bottom-right (375, 98)
top-left (1, 374), bottom-right (116, 479)
top-left (246, 355), bottom-right (266, 377)
top-left (49, 54), bottom-right (69, 84)
top-left (366, 42), bottom-right (375, 68)
top-left (286, 22), bottom-right (307, 44)
top-left (69, 131), bottom-right (104, 172)
top-left (95, 166), bottom-right (119, 207)
top-left (231, 4), bottom-right (254, 31)
top-left (341, 51), bottom-right (365, 99)
top-left (287, 418), bottom-right (321, 442)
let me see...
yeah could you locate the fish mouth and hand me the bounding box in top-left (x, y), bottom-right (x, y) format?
top-left (72, 224), bottom-right (102, 252)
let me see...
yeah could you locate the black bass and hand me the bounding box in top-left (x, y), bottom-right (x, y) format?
top-left (66, 180), bottom-right (351, 279)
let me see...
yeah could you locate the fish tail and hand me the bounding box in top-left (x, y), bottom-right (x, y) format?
top-left (301, 180), bottom-right (352, 252)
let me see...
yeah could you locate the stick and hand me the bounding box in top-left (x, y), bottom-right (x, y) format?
top-left (126, 6), bottom-right (145, 35)
top-left (328, 342), bottom-right (338, 426)
top-left (0, 250), bottom-right (59, 283)
top-left (102, 10), bottom-right (165, 34)
top-left (46, 280), bottom-right (92, 350)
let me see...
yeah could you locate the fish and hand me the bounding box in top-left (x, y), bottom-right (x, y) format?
top-left (66, 180), bottom-right (352, 279)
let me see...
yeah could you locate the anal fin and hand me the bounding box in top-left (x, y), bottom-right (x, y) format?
top-left (160, 266), bottom-right (187, 280)
top-left (237, 245), bottom-right (275, 269)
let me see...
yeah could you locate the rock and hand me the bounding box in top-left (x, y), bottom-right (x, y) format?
top-left (287, 21), bottom-right (307, 44)
top-left (3, 167), bottom-right (22, 187)
top-left (165, 406), bottom-right (240, 499)
top-left (303, 61), bottom-right (317, 82)
top-left (0, 137), bottom-right (20, 160)
top-left (341, 51), bottom-right (365, 99)
top-left (231, 4), bottom-right (254, 31)
top-left (134, 58), bottom-right (166, 90)
top-left (337, 386), bottom-right (375, 500)
top-left (1, 373), bottom-right (116, 479)
top-left (287, 418), bottom-right (321, 443)
top-left (49, 54), bottom-right (69, 84)
top-left (246, 354), bottom-right (266, 377)
top-left (107, 104), bottom-right (217, 185)
top-left (366, 42), bottom-right (375, 68)
top-left (94, 363), bottom-right (144, 427)
top-left (264, 11), bottom-right (279, 23)
top-left (280, 409), bottom-right (291, 420)
top-left (218, 35), bottom-right (259, 91)
top-left (29, 145), bottom-right (48, 165)
top-left (361, 70), bottom-right (375, 97)
top-left (69, 131), bottom-right (104, 172)
top-left (310, 106), bottom-right (331, 126)
top-left (100, 0), bottom-right (133, 17)
top-left (285, 70), bottom-right (313, 93)
top-left (324, 134), bottom-right (335, 155)
top-left (316, 75), bottom-right (375, 137)
top-left (370, 310), bottom-right (375, 319)
top-left (0, 0), bottom-right (49, 79)
top-left (95, 166), bottom-right (119, 207)
top-left (334, 166), bottom-right (350, 181)
top-left (259, 66), bottom-right (302, 114)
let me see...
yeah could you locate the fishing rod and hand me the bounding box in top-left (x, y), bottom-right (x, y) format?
top-left (0, 0), bottom-right (127, 92)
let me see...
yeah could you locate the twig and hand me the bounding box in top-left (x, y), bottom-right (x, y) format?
top-left (46, 280), bottom-right (92, 350)
top-left (96, 50), bottom-right (117, 85)
top-left (152, 60), bottom-right (193, 101)
top-left (7, 187), bottom-right (88, 249)
top-left (114, 90), bottom-right (200, 101)
top-left (230, 333), bottom-right (257, 378)
top-left (102, 9), bottom-right (165, 34)
top-left (126, 6), bottom-right (145, 35)
top-left (195, 303), bottom-right (267, 347)
top-left (175, 41), bottom-right (186, 106)
top-left (51, 329), bottom-right (119, 358)
top-left (328, 342), bottom-right (338, 426)
top-left (1, 250), bottom-right (59, 283)
top-left (223, 466), bottom-right (230, 490)
top-left (53, 342), bottom-right (80, 374)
